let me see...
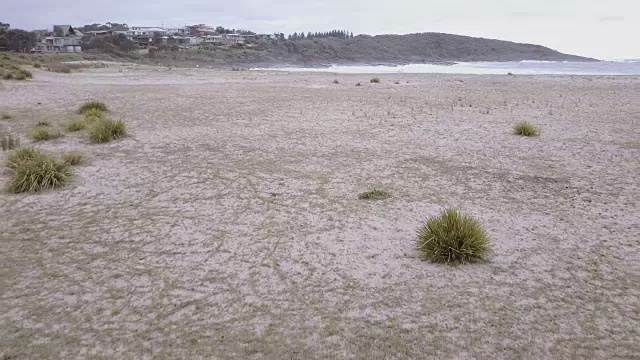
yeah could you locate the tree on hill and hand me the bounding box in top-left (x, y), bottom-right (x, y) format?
top-left (0, 28), bottom-right (37, 52)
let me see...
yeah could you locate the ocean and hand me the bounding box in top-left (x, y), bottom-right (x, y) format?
top-left (253, 60), bottom-right (640, 76)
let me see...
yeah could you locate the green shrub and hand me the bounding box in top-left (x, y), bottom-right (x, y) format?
top-left (30, 127), bottom-right (62, 141)
top-left (62, 152), bottom-right (85, 166)
top-left (3, 72), bottom-right (13, 80)
top-left (65, 119), bottom-right (87, 132)
top-left (33, 62), bottom-right (42, 68)
top-left (1, 113), bottom-right (11, 120)
top-left (416, 209), bottom-right (491, 265)
top-left (333, 79), bottom-right (339, 84)
top-left (355, 82), bottom-right (362, 87)
top-left (513, 121), bottom-right (539, 137)
top-left (358, 188), bottom-right (392, 200)
top-left (78, 101), bottom-right (108, 114)
top-left (89, 119), bottom-right (127, 143)
top-left (6, 149), bottom-right (73, 193)
top-left (370, 77), bottom-right (380, 83)
top-left (17, 69), bottom-right (32, 79)
top-left (82, 108), bottom-right (105, 121)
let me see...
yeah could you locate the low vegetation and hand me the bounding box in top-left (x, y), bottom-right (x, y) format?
top-left (65, 119), bottom-right (87, 132)
top-left (333, 79), bottom-right (339, 84)
top-left (6, 148), bottom-right (73, 194)
top-left (370, 77), bottom-right (380, 83)
top-left (30, 127), bottom-right (62, 141)
top-left (36, 121), bottom-right (50, 127)
top-left (88, 118), bottom-right (127, 143)
top-left (355, 82), bottom-right (362, 87)
top-left (416, 209), bottom-right (491, 265)
top-left (513, 121), bottom-right (539, 137)
top-left (1, 135), bottom-right (20, 151)
top-left (1, 113), bottom-right (11, 120)
top-left (0, 66), bottom-right (33, 81)
top-left (78, 101), bottom-right (108, 115)
top-left (62, 152), bottom-right (85, 166)
top-left (45, 62), bottom-right (104, 74)
top-left (358, 188), bottom-right (392, 200)
top-left (83, 109), bottom-right (106, 122)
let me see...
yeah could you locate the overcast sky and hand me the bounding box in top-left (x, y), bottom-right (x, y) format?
top-left (3, 0), bottom-right (639, 60)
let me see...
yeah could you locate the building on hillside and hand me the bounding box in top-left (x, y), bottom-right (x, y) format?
top-left (255, 34), bottom-right (274, 41)
top-left (32, 25), bottom-right (82, 53)
top-left (125, 27), bottom-right (167, 47)
top-left (187, 24), bottom-right (217, 36)
top-left (222, 33), bottom-right (246, 44)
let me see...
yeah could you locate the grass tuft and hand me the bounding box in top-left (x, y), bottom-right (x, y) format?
top-left (370, 77), bottom-right (380, 83)
top-left (78, 101), bottom-right (108, 115)
top-left (88, 118), bottom-right (127, 143)
top-left (6, 149), bottom-right (73, 193)
top-left (355, 82), bottom-right (362, 87)
top-left (62, 152), bottom-right (85, 166)
top-left (30, 127), bottom-right (62, 141)
top-left (37, 121), bottom-right (50, 127)
top-left (358, 188), bottom-right (392, 200)
top-left (82, 108), bottom-right (105, 122)
top-left (333, 79), bottom-right (339, 84)
top-left (33, 62), bottom-right (42, 68)
top-left (65, 119), bottom-right (87, 132)
top-left (1, 113), bottom-right (11, 120)
top-left (416, 209), bottom-right (491, 265)
top-left (513, 121), bottom-right (539, 137)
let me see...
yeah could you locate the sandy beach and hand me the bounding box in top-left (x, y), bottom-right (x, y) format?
top-left (1, 64), bottom-right (639, 358)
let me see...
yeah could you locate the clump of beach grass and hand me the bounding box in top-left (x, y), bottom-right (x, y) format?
top-left (6, 148), bottom-right (73, 193)
top-left (513, 121), bottom-right (539, 137)
top-left (358, 188), bottom-right (392, 200)
top-left (88, 118), bottom-right (127, 143)
top-left (62, 152), bottom-right (85, 166)
top-left (370, 77), bottom-right (380, 83)
top-left (1, 113), bottom-right (11, 120)
top-left (416, 209), bottom-right (491, 265)
top-left (355, 82), bottom-right (362, 87)
top-left (30, 127), bottom-right (62, 141)
top-left (82, 109), bottom-right (105, 122)
top-left (333, 79), bottom-right (339, 84)
top-left (78, 101), bottom-right (108, 115)
top-left (65, 119), bottom-right (87, 132)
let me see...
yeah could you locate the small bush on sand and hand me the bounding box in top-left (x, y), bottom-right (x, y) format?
top-left (82, 108), bottom-right (105, 122)
top-left (416, 209), bottom-right (491, 265)
top-left (1, 113), bottom-right (11, 120)
top-left (37, 121), bottom-right (50, 127)
top-left (6, 149), bottom-right (73, 193)
top-left (62, 152), bottom-right (85, 166)
top-left (333, 79), bottom-right (339, 84)
top-left (355, 82), bottom-right (362, 87)
top-left (358, 188), bottom-right (392, 200)
top-left (65, 119), bottom-right (87, 132)
top-left (30, 127), bottom-right (62, 141)
top-left (78, 101), bottom-right (108, 114)
top-left (17, 69), bottom-right (33, 79)
top-left (89, 119), bottom-right (127, 143)
top-left (370, 77), bottom-right (380, 83)
top-left (33, 62), bottom-right (42, 68)
top-left (513, 121), bottom-right (539, 137)
top-left (3, 72), bottom-right (13, 80)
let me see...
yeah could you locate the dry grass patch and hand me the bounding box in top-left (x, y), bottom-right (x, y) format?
top-left (30, 127), bottom-right (62, 141)
top-left (62, 152), bottom-right (86, 166)
top-left (416, 209), bottom-right (491, 265)
top-left (358, 188), bottom-right (392, 200)
top-left (513, 121), bottom-right (539, 137)
top-left (6, 148), bottom-right (73, 193)
top-left (78, 101), bottom-right (108, 115)
top-left (88, 119), bottom-right (127, 143)
top-left (1, 113), bottom-right (11, 120)
top-left (65, 119), bottom-right (87, 132)
top-left (370, 77), bottom-right (380, 83)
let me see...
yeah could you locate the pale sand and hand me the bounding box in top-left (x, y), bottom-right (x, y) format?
top-left (1, 65), bottom-right (639, 359)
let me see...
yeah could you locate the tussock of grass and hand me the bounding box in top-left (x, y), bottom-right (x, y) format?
top-left (1, 113), bottom-right (11, 120)
top-left (37, 121), bottom-right (50, 127)
top-left (65, 119), bottom-right (87, 132)
top-left (370, 77), bottom-right (380, 83)
top-left (416, 209), bottom-right (491, 265)
top-left (513, 121), bottom-right (539, 137)
top-left (78, 101), bottom-right (108, 115)
top-left (333, 79), bottom-right (339, 84)
top-left (30, 127), bottom-right (62, 141)
top-left (82, 108), bottom-right (105, 122)
top-left (62, 152), bottom-right (85, 166)
top-left (33, 62), bottom-right (42, 68)
top-left (355, 82), bottom-right (362, 87)
top-left (358, 188), bottom-right (392, 200)
top-left (89, 119), bottom-right (127, 143)
top-left (6, 149), bottom-right (73, 193)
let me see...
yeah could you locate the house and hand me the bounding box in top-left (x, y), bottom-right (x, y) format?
top-left (256, 34), bottom-right (274, 41)
top-left (222, 33), bottom-right (246, 44)
top-left (32, 25), bottom-right (82, 53)
top-left (126, 27), bottom-right (167, 47)
top-left (187, 24), bottom-right (217, 36)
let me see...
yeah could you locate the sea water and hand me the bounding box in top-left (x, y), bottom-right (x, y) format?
top-left (253, 60), bottom-right (640, 76)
